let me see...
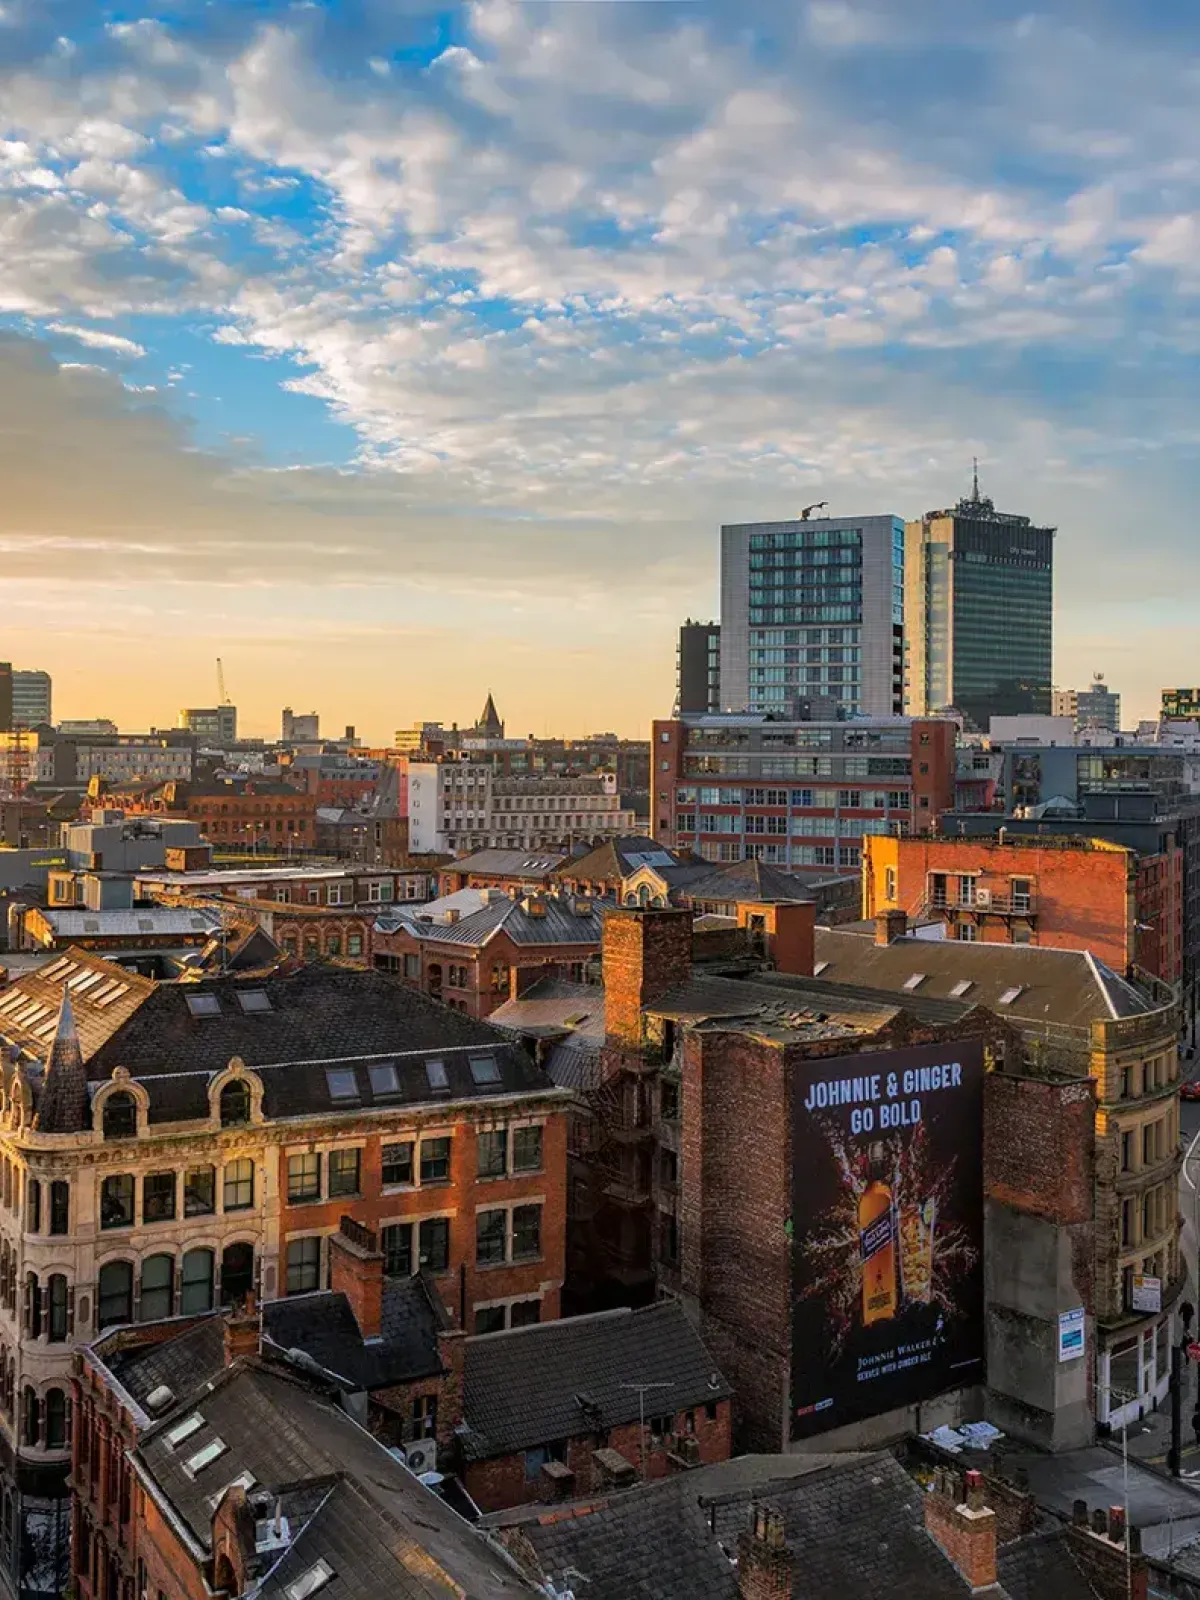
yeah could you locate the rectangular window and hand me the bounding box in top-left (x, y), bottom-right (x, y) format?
top-left (1121, 1130), bottom-right (1135, 1172)
top-left (475, 1305), bottom-right (505, 1334)
top-left (223, 1159), bottom-right (254, 1212)
top-left (660, 1081), bottom-right (680, 1121)
top-left (49, 1182), bottom-right (69, 1236)
top-left (382, 1222), bottom-right (413, 1278)
top-left (382, 1142), bottom-right (414, 1186)
top-left (420, 1138), bottom-right (451, 1184)
top-left (288, 1153), bottom-right (322, 1204)
top-left (347, 934), bottom-right (363, 957)
top-left (143, 1172), bottom-right (177, 1223)
top-left (512, 1203), bottom-right (542, 1261)
top-left (510, 1298), bottom-right (541, 1328)
top-left (286, 1237), bottom-right (321, 1296)
top-left (403, 954), bottom-right (420, 979)
top-left (512, 1125), bottom-right (543, 1172)
top-left (100, 1174), bottom-right (135, 1230)
top-left (184, 1167), bottom-right (216, 1216)
top-left (418, 1217), bottom-right (449, 1273)
top-left (327, 1148), bottom-right (361, 1198)
top-left (476, 1209), bottom-right (508, 1264)
top-left (477, 1130), bottom-right (507, 1179)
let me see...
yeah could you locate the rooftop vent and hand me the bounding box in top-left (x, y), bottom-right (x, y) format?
top-left (286, 1560), bottom-right (335, 1600)
top-left (997, 986), bottom-right (1025, 1006)
top-left (902, 973), bottom-right (926, 991)
top-left (145, 1385), bottom-right (175, 1414)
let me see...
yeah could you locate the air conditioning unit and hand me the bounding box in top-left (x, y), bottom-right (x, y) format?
top-left (974, 888), bottom-right (991, 909)
top-left (402, 1440), bottom-right (438, 1476)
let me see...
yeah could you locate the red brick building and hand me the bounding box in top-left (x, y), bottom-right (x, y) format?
top-left (862, 830), bottom-right (1183, 982)
top-left (373, 890), bottom-right (606, 1019)
top-left (105, 777), bottom-right (319, 851)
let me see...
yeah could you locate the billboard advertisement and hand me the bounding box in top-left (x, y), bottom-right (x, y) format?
top-left (790, 1039), bottom-right (985, 1439)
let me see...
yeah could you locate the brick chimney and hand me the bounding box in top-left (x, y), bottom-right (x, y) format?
top-left (210, 1483), bottom-right (257, 1595)
top-left (1068, 1498), bottom-right (1148, 1600)
top-left (875, 908), bottom-right (907, 946)
top-left (329, 1216), bottom-right (384, 1340)
top-left (603, 907), bottom-right (693, 1048)
top-left (737, 1504), bottom-right (791, 1600)
top-left (223, 1297), bottom-right (259, 1365)
top-left (924, 1468), bottom-right (997, 1590)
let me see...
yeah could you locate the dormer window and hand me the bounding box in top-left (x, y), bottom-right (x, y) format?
top-left (102, 1092), bottom-right (137, 1141)
top-left (219, 1080), bottom-right (251, 1128)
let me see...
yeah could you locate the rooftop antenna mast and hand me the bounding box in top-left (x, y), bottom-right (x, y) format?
top-left (216, 657), bottom-right (231, 706)
top-left (971, 457), bottom-right (981, 502)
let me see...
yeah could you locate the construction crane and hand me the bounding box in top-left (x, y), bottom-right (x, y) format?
top-left (800, 501), bottom-right (828, 521)
top-left (216, 657), bottom-right (231, 706)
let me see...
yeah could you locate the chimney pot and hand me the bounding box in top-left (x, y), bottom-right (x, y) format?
top-left (1072, 1499), bottom-right (1088, 1527)
top-left (223, 1297), bottom-right (259, 1365)
top-left (874, 908), bottom-right (907, 946)
top-left (1107, 1505), bottom-right (1125, 1544)
top-left (1128, 1525), bottom-right (1142, 1555)
top-left (1091, 1508), bottom-right (1108, 1537)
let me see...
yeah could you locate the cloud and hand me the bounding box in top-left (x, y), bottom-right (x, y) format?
top-left (46, 321), bottom-right (145, 357)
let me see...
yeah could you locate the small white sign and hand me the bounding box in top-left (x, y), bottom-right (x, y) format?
top-left (1058, 1306), bottom-right (1085, 1363)
top-left (1131, 1275), bottom-right (1162, 1314)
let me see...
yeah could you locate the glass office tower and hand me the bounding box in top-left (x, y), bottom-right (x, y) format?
top-left (905, 485), bottom-right (1054, 732)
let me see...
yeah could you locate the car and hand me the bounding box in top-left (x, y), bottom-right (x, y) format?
top-left (1181, 1080), bottom-right (1200, 1101)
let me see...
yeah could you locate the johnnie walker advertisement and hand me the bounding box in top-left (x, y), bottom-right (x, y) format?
top-left (790, 1038), bottom-right (985, 1439)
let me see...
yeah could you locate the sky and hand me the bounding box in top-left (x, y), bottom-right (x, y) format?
top-left (2, 0), bottom-right (1200, 742)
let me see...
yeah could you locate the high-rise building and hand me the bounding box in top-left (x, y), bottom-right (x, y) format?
top-left (11, 669), bottom-right (51, 728)
top-left (1162, 688), bottom-right (1200, 722)
top-left (719, 513), bottom-right (905, 718)
top-left (281, 706), bottom-right (320, 742)
top-left (1052, 674), bottom-right (1121, 733)
top-left (675, 619), bottom-right (721, 714)
top-left (178, 704), bottom-right (238, 742)
top-left (904, 479), bottom-right (1054, 731)
top-left (0, 663), bottom-right (11, 734)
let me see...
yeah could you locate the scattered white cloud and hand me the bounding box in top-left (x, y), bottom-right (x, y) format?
top-left (46, 322), bottom-right (146, 357)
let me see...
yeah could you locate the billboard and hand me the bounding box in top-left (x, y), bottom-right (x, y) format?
top-left (790, 1039), bottom-right (985, 1439)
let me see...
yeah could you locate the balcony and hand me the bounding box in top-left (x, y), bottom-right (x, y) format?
top-left (928, 889), bottom-right (1036, 918)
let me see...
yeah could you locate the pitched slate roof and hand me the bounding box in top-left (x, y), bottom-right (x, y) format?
top-left (682, 858), bottom-right (816, 906)
top-left (812, 926), bottom-right (1162, 1031)
top-left (444, 848), bottom-right (566, 878)
top-left (42, 907), bottom-right (222, 939)
top-left (556, 837), bottom-right (681, 884)
top-left (460, 1302), bottom-right (729, 1462)
top-left (262, 1276), bottom-right (446, 1390)
top-left (104, 1315), bottom-right (227, 1414)
top-left (0, 949), bottom-right (154, 1063)
top-left (501, 1452), bottom-right (984, 1600)
top-left (380, 893), bottom-right (610, 950)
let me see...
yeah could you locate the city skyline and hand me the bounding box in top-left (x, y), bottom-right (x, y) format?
top-left (4, 1), bottom-right (1200, 737)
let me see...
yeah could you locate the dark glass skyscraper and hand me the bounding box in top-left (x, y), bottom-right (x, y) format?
top-left (904, 484), bottom-right (1054, 732)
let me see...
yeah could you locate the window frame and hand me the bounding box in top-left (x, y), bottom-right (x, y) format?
top-left (512, 1203), bottom-right (542, 1261)
top-left (286, 1236), bottom-right (322, 1296)
top-left (327, 1147), bottom-right (361, 1199)
top-left (142, 1171), bottom-right (177, 1224)
top-left (476, 1129), bottom-right (507, 1180)
top-left (287, 1152), bottom-right (323, 1205)
top-left (419, 1138), bottom-right (451, 1184)
top-left (100, 1174), bottom-right (135, 1231)
top-left (511, 1125), bottom-right (543, 1173)
top-left (223, 1159), bottom-right (255, 1213)
top-left (476, 1209), bottom-right (508, 1265)
top-left (381, 1142), bottom-right (414, 1187)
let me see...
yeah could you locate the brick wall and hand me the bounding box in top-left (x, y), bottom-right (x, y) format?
top-left (603, 908), bottom-right (693, 1047)
top-left (463, 1399), bottom-right (732, 1512)
top-left (984, 1073), bottom-right (1095, 1225)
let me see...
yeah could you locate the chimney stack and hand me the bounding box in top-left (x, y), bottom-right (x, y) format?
top-left (736, 1503), bottom-right (791, 1600)
top-left (328, 1216), bottom-right (384, 1340)
top-left (603, 906), bottom-right (693, 1048)
top-left (223, 1297), bottom-right (260, 1365)
top-left (923, 1467), bottom-right (998, 1591)
top-left (875, 908), bottom-right (907, 946)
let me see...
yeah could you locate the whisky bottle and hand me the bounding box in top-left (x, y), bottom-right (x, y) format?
top-left (859, 1141), bottom-right (897, 1326)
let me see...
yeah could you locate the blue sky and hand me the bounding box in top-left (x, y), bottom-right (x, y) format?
top-left (2, 0), bottom-right (1200, 738)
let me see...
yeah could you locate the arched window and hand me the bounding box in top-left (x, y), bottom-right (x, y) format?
top-left (180, 1249), bottom-right (214, 1314)
top-left (102, 1093), bottom-right (137, 1141)
top-left (219, 1242), bottom-right (254, 1308)
top-left (21, 1386), bottom-right (37, 1448)
top-left (219, 1080), bottom-right (251, 1128)
top-left (97, 1262), bottom-right (133, 1330)
top-left (44, 1389), bottom-right (66, 1450)
top-left (25, 1180), bottom-right (40, 1234)
top-left (47, 1276), bottom-right (69, 1343)
top-left (139, 1255), bottom-right (174, 1322)
top-left (24, 1273), bottom-right (40, 1340)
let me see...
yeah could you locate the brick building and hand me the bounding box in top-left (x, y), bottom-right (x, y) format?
top-left (652, 712), bottom-right (957, 872)
top-left (0, 952), bottom-right (568, 1598)
top-left (106, 777), bottom-right (318, 852)
top-left (372, 889), bottom-right (607, 1019)
top-left (438, 847), bottom-right (567, 898)
top-left (137, 862), bottom-right (434, 909)
top-left (862, 831), bottom-right (1171, 976)
top-left (72, 1307), bottom-right (541, 1600)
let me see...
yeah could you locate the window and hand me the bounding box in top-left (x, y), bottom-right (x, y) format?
top-left (26, 1181), bottom-right (39, 1234)
top-left (420, 1138), bottom-right (451, 1183)
top-left (469, 1053), bottom-right (502, 1086)
top-left (102, 1093), bottom-right (137, 1140)
top-left (223, 1159), bottom-right (254, 1212)
top-left (139, 1255), bottom-right (174, 1321)
top-left (347, 934), bottom-right (363, 957)
top-left (955, 923), bottom-right (977, 942)
top-left (512, 1204), bottom-right (542, 1260)
top-left (425, 1059), bottom-right (449, 1092)
top-left (100, 1174), bottom-right (135, 1230)
top-left (403, 954), bottom-right (420, 980)
top-left (661, 1212), bottom-right (679, 1264)
top-left (328, 1148), bottom-right (361, 1198)
top-left (98, 1261), bottom-right (133, 1329)
top-left (512, 1125), bottom-right (543, 1173)
top-left (236, 989), bottom-right (272, 1014)
top-left (181, 1249), bottom-right (215, 1313)
top-left (661, 1148), bottom-right (679, 1186)
top-left (288, 1153), bottom-right (322, 1204)
top-left (285, 1559), bottom-right (335, 1600)
top-left (219, 1080), bottom-right (251, 1127)
top-left (660, 1081), bottom-right (680, 1121)
top-left (220, 1242), bottom-right (254, 1307)
top-left (325, 1068), bottom-right (359, 1104)
top-left (369, 1062), bottom-right (400, 1097)
top-left (286, 1237), bottom-right (322, 1296)
top-left (185, 1167), bottom-right (216, 1216)
top-left (524, 1441), bottom-right (566, 1482)
top-left (49, 1182), bottom-right (68, 1236)
top-left (143, 1172), bottom-right (177, 1223)
top-left (475, 1305), bottom-right (505, 1334)
top-left (45, 1388), bottom-right (66, 1451)
top-left (382, 1223), bottom-right (413, 1278)
top-left (477, 1130), bottom-right (507, 1179)
top-left (1122, 1065), bottom-right (1139, 1100)
top-left (476, 1209), bottom-right (508, 1265)
top-left (1121, 1130), bottom-right (1135, 1172)
top-left (418, 1217), bottom-right (449, 1273)
top-left (47, 1275), bottom-right (69, 1342)
top-left (382, 1142), bottom-right (413, 1186)
top-left (22, 1387), bottom-right (37, 1448)
top-left (185, 994), bottom-right (221, 1019)
top-left (510, 1299), bottom-right (541, 1328)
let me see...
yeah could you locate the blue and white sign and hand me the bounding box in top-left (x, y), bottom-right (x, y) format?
top-left (1058, 1306), bottom-right (1085, 1363)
